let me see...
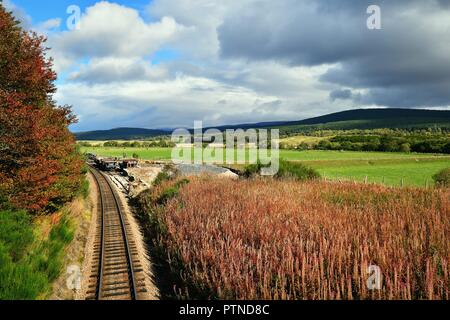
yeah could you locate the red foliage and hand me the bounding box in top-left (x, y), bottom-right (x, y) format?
top-left (0, 5), bottom-right (83, 213)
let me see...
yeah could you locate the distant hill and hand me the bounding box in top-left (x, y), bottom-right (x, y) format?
top-left (74, 127), bottom-right (169, 141)
top-left (281, 108), bottom-right (450, 126)
top-left (210, 108), bottom-right (450, 131)
top-left (263, 108), bottom-right (450, 135)
top-left (74, 109), bottom-right (450, 140)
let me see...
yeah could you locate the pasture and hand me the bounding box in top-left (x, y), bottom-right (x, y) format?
top-left (80, 146), bottom-right (450, 187)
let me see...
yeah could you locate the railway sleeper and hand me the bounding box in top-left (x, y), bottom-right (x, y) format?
top-left (103, 265), bottom-right (130, 272)
top-left (104, 260), bottom-right (129, 266)
top-left (103, 264), bottom-right (142, 273)
top-left (99, 240), bottom-right (124, 245)
top-left (103, 269), bottom-right (130, 276)
top-left (101, 286), bottom-right (132, 294)
top-left (102, 280), bottom-right (130, 287)
top-left (104, 246), bottom-right (126, 251)
top-left (103, 253), bottom-right (129, 259)
top-left (103, 256), bottom-right (128, 263)
top-left (100, 292), bottom-right (132, 299)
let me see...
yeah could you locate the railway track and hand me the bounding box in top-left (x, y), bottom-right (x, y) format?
top-left (86, 166), bottom-right (147, 300)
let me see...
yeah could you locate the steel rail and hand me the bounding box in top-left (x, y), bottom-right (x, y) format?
top-left (89, 166), bottom-right (137, 300)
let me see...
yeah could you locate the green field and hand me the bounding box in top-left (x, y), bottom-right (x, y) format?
top-left (81, 146), bottom-right (449, 187)
top-left (279, 135), bottom-right (329, 147)
top-left (312, 159), bottom-right (450, 187)
top-left (83, 147), bottom-right (172, 160)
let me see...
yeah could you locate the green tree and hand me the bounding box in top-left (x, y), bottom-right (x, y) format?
top-left (399, 143), bottom-right (411, 153)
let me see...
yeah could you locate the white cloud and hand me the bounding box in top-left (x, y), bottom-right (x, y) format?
top-left (147, 0), bottom-right (261, 59)
top-left (68, 57), bottom-right (168, 83)
top-left (37, 18), bottom-right (61, 31)
top-left (58, 71), bottom-right (335, 131)
top-left (45, 1), bottom-right (338, 131)
top-left (34, 18), bottom-right (62, 34)
top-left (14, 0), bottom-right (446, 131)
top-left (49, 1), bottom-right (188, 72)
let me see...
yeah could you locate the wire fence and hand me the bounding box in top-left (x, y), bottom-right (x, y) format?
top-left (322, 175), bottom-right (434, 188)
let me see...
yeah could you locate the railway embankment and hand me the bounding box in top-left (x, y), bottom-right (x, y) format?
top-left (49, 175), bottom-right (95, 300)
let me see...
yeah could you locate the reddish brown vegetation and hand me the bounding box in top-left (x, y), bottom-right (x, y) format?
top-left (143, 178), bottom-right (449, 300)
top-left (0, 5), bottom-right (83, 213)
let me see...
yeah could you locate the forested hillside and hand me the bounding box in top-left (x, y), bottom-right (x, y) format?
top-left (74, 108), bottom-right (450, 141)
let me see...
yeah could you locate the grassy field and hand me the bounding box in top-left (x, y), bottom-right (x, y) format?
top-left (80, 146), bottom-right (450, 187)
top-left (315, 159), bottom-right (450, 187)
top-left (279, 135), bottom-right (329, 147)
top-left (82, 147), bottom-right (172, 160)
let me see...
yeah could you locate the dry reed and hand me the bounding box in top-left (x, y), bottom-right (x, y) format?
top-left (146, 178), bottom-right (449, 300)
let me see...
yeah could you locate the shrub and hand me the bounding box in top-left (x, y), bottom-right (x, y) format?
top-left (399, 143), bottom-right (411, 153)
top-left (156, 178), bottom-right (190, 204)
top-left (275, 159), bottom-right (321, 181)
top-left (433, 168), bottom-right (450, 187)
top-left (154, 171), bottom-right (172, 186)
top-left (243, 161), bottom-right (265, 178)
top-left (244, 159), bottom-right (320, 181)
top-left (157, 188), bottom-right (180, 205)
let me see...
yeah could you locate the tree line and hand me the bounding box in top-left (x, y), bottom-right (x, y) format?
top-left (78, 140), bottom-right (177, 148)
top-left (0, 5), bottom-right (84, 214)
top-left (281, 132), bottom-right (450, 154)
top-left (0, 3), bottom-right (86, 299)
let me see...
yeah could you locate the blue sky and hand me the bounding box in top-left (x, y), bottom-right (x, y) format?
top-left (4, 1), bottom-right (450, 131)
top-left (12, 0), bottom-right (151, 26)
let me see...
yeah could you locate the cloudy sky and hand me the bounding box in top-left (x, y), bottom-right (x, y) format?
top-left (4, 0), bottom-right (450, 131)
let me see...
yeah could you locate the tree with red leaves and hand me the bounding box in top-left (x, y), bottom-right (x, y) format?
top-left (0, 4), bottom-right (84, 213)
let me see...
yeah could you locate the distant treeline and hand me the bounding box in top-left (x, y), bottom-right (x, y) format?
top-left (322, 135), bottom-right (449, 153)
top-left (275, 118), bottom-right (450, 136)
top-left (282, 127), bottom-right (450, 138)
top-left (79, 129), bottom-right (450, 154)
top-left (281, 129), bottom-right (450, 154)
top-left (78, 140), bottom-right (176, 148)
